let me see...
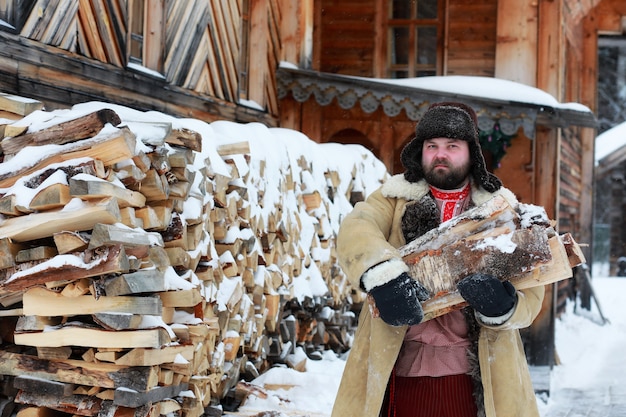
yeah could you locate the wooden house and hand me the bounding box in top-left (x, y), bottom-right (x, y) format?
top-left (595, 122), bottom-right (626, 276)
top-left (0, 0), bottom-right (625, 396)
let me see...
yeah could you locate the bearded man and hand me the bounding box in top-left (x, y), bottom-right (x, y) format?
top-left (332, 102), bottom-right (544, 417)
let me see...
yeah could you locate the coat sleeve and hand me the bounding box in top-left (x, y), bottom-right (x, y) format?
top-left (336, 187), bottom-right (403, 289)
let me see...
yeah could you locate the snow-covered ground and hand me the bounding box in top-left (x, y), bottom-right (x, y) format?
top-left (226, 275), bottom-right (625, 417)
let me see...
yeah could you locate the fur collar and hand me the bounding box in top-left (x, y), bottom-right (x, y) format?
top-left (381, 174), bottom-right (517, 208)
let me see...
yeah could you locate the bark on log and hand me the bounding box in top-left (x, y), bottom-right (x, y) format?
top-left (0, 127), bottom-right (136, 188)
top-left (397, 196), bottom-right (585, 322)
top-left (0, 351), bottom-right (158, 391)
top-left (0, 244), bottom-right (130, 292)
top-left (0, 109), bottom-right (121, 155)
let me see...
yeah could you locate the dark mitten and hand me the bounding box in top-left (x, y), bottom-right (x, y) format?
top-left (369, 272), bottom-right (429, 326)
top-left (457, 273), bottom-right (517, 317)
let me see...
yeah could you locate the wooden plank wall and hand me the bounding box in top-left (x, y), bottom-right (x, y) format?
top-left (318, 0), bottom-right (377, 76)
top-left (4, 0), bottom-right (282, 117)
top-left (558, 128), bottom-right (583, 238)
top-left (556, 127), bottom-right (584, 311)
top-left (446, 0), bottom-right (497, 76)
top-left (317, 0), bottom-right (498, 77)
top-left (19, 0), bottom-right (79, 51)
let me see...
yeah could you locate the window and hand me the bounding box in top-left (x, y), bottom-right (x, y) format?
top-left (387, 0), bottom-right (443, 78)
top-left (127, 0), bottom-right (164, 74)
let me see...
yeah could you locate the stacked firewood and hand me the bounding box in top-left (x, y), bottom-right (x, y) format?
top-left (0, 94), bottom-right (386, 417)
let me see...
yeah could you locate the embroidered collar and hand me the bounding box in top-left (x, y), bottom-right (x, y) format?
top-left (429, 183), bottom-right (471, 221)
top-left (429, 183), bottom-right (471, 201)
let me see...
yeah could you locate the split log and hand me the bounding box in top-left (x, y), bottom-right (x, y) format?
top-left (416, 235), bottom-right (575, 321)
top-left (36, 346), bottom-right (73, 360)
top-left (0, 127), bottom-right (136, 188)
top-left (397, 195), bottom-right (585, 321)
top-left (52, 231), bottom-right (90, 254)
top-left (158, 288), bottom-right (203, 308)
top-left (165, 128), bottom-right (202, 152)
top-left (113, 383), bottom-right (188, 408)
top-left (16, 406), bottom-right (63, 417)
top-left (122, 121), bottom-right (171, 146)
top-left (97, 269), bottom-right (167, 297)
top-left (0, 244), bottom-right (130, 292)
top-left (0, 93), bottom-right (44, 116)
top-left (88, 223), bottom-right (163, 250)
top-left (0, 238), bottom-right (24, 269)
top-left (14, 391), bottom-right (102, 417)
top-left (14, 325), bottom-right (171, 349)
top-left (0, 109), bottom-right (122, 155)
top-left (15, 246), bottom-right (58, 263)
top-left (113, 344), bottom-right (195, 366)
top-left (28, 183), bottom-right (72, 211)
top-left (0, 197), bottom-right (121, 242)
top-left (0, 194), bottom-right (22, 216)
top-left (15, 316), bottom-right (61, 332)
top-left (404, 225), bottom-right (552, 296)
top-left (92, 313), bottom-right (143, 330)
top-left (13, 375), bottom-right (75, 396)
top-left (69, 176), bottom-right (146, 208)
top-left (21, 286), bottom-right (162, 316)
top-left (0, 351), bottom-right (158, 391)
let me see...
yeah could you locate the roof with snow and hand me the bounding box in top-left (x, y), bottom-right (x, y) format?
top-left (595, 121), bottom-right (626, 175)
top-left (277, 64), bottom-right (597, 139)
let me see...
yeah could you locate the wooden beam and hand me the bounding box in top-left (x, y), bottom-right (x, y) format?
top-left (0, 30), bottom-right (277, 126)
top-left (537, 0), bottom-right (563, 98)
top-left (495, 0), bottom-right (537, 85)
top-left (247, 0), bottom-right (268, 109)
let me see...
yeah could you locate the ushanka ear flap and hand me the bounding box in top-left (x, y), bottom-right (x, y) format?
top-left (468, 139), bottom-right (502, 193)
top-left (401, 136), bottom-right (424, 183)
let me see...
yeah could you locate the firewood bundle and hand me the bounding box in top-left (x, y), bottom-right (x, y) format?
top-left (0, 95), bottom-right (386, 417)
top-left (399, 194), bottom-right (586, 321)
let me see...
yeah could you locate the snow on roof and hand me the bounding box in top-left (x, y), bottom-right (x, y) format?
top-left (595, 121), bottom-right (626, 164)
top-left (279, 61), bottom-right (592, 113)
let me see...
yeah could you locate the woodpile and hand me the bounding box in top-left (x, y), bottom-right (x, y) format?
top-left (0, 95), bottom-right (386, 417)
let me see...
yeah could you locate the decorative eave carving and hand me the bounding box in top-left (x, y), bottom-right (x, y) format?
top-left (277, 66), bottom-right (597, 139)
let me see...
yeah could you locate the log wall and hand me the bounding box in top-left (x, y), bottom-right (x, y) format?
top-left (0, 0), bottom-right (292, 124)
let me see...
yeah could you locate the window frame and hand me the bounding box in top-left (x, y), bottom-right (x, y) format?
top-left (127, 0), bottom-right (165, 75)
top-left (385, 0), bottom-right (445, 78)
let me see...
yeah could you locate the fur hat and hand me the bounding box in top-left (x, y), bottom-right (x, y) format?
top-left (400, 101), bottom-right (502, 192)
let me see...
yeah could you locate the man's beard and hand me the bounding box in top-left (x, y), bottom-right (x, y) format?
top-left (423, 159), bottom-right (471, 190)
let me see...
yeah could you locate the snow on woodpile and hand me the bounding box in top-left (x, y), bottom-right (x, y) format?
top-left (0, 95), bottom-right (388, 417)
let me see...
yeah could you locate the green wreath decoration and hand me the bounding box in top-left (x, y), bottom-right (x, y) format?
top-left (479, 122), bottom-right (516, 168)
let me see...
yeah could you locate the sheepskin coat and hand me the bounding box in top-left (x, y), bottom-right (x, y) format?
top-left (332, 174), bottom-right (544, 417)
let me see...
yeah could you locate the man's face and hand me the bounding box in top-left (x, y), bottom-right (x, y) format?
top-left (421, 138), bottom-right (471, 190)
